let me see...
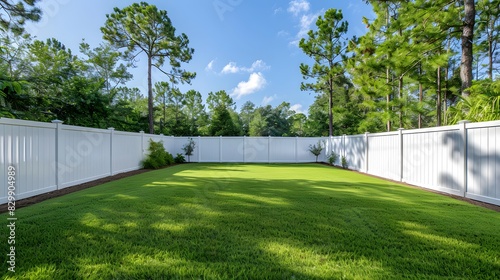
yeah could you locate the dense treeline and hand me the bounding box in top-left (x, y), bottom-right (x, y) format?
top-left (1, 0), bottom-right (499, 136)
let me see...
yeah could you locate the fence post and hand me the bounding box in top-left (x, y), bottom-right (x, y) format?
top-left (108, 127), bottom-right (115, 176)
top-left (198, 136), bottom-right (201, 162)
top-left (364, 132), bottom-right (369, 173)
top-left (398, 128), bottom-right (404, 182)
top-left (219, 136), bottom-right (222, 163)
top-left (342, 134), bottom-right (347, 160)
top-left (243, 136), bottom-right (246, 163)
top-left (140, 131), bottom-right (145, 159)
top-left (295, 136), bottom-right (299, 163)
top-left (268, 136), bottom-right (271, 163)
top-left (52, 120), bottom-right (64, 190)
top-left (459, 120), bottom-right (470, 197)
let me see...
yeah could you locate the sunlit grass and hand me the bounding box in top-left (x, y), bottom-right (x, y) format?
top-left (1, 163), bottom-right (499, 279)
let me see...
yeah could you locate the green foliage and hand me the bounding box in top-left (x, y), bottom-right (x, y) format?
top-left (101, 2), bottom-right (195, 133)
top-left (182, 138), bottom-right (196, 162)
top-left (308, 140), bottom-right (324, 162)
top-left (0, 0), bottom-right (41, 35)
top-left (174, 153), bottom-right (186, 164)
top-left (341, 156), bottom-right (348, 169)
top-left (328, 152), bottom-right (339, 166)
top-left (142, 139), bottom-right (173, 169)
top-left (448, 79), bottom-right (500, 123)
top-left (210, 106), bottom-right (240, 136)
top-left (299, 8), bottom-right (349, 136)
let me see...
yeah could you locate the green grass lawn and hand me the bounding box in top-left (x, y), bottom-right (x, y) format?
top-left (1, 163), bottom-right (500, 279)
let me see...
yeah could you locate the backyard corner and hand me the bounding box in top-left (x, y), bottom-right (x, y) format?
top-left (1, 163), bottom-right (499, 279)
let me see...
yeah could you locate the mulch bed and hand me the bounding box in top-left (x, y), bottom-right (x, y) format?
top-left (1, 168), bottom-right (152, 213)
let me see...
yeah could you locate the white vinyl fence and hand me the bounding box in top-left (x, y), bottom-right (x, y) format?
top-left (1, 118), bottom-right (500, 206)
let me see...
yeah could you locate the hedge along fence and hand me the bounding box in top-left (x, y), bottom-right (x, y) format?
top-left (1, 118), bottom-right (500, 206)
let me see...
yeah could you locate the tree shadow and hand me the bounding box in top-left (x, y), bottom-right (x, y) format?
top-left (442, 129), bottom-right (500, 202)
top-left (2, 164), bottom-right (500, 279)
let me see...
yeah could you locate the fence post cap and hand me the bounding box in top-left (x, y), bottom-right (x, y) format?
top-left (51, 119), bottom-right (64, 124)
top-left (139, 131), bottom-right (144, 134)
top-left (458, 120), bottom-right (471, 124)
top-left (108, 127), bottom-right (115, 131)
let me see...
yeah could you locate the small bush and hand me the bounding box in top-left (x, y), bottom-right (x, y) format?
top-left (182, 138), bottom-right (196, 162)
top-left (328, 152), bottom-right (339, 166)
top-left (308, 140), bottom-right (324, 162)
top-left (142, 139), bottom-right (173, 169)
top-left (165, 152), bottom-right (174, 165)
top-left (341, 156), bottom-right (348, 169)
top-left (174, 153), bottom-right (186, 164)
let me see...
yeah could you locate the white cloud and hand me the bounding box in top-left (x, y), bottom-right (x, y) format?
top-left (290, 104), bottom-right (305, 114)
top-left (274, 7), bottom-right (283, 15)
top-left (221, 62), bottom-right (239, 74)
top-left (221, 60), bottom-right (270, 74)
top-left (262, 95), bottom-right (277, 105)
top-left (277, 30), bottom-right (289, 37)
top-left (290, 11), bottom-right (322, 46)
top-left (231, 72), bottom-right (267, 99)
top-left (287, 0), bottom-right (310, 16)
top-left (205, 60), bottom-right (216, 71)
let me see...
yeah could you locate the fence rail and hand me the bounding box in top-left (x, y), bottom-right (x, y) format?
top-left (1, 118), bottom-right (499, 206)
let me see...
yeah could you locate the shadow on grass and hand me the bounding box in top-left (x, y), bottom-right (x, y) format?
top-left (1, 164), bottom-right (500, 279)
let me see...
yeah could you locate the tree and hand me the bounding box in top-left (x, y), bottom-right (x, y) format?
top-left (182, 137), bottom-right (196, 162)
top-left (210, 106), bottom-right (239, 136)
top-left (206, 90), bottom-right (238, 136)
top-left (299, 9), bottom-right (349, 136)
top-left (239, 101), bottom-right (256, 136)
top-left (207, 90), bottom-right (235, 112)
top-left (475, 0), bottom-right (500, 80)
top-left (101, 2), bottom-right (195, 134)
top-left (0, 0), bottom-right (41, 35)
top-left (308, 140), bottom-right (324, 162)
top-left (79, 41), bottom-right (132, 98)
top-left (249, 110), bottom-right (268, 136)
top-left (183, 90), bottom-right (205, 136)
top-left (461, 0), bottom-right (476, 96)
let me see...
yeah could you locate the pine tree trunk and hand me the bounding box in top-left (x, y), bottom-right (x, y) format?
top-left (328, 78), bottom-right (334, 137)
top-left (460, 0), bottom-right (475, 97)
top-left (418, 65), bottom-right (423, 129)
top-left (437, 66), bottom-right (442, 126)
top-left (148, 55), bottom-right (154, 134)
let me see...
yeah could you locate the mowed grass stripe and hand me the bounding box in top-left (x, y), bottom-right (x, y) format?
top-left (1, 163), bottom-right (499, 279)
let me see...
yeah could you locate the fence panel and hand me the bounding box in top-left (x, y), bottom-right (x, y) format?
top-left (297, 137), bottom-right (326, 163)
top-left (345, 135), bottom-right (366, 171)
top-left (466, 122), bottom-right (500, 205)
top-left (59, 125), bottom-right (111, 189)
top-left (0, 119), bottom-right (57, 203)
top-left (199, 137), bottom-right (221, 162)
top-left (221, 138), bottom-right (245, 162)
top-left (113, 131), bottom-right (143, 174)
top-left (270, 138), bottom-right (296, 162)
top-left (402, 127), bottom-right (463, 196)
top-left (2, 118), bottom-right (500, 206)
top-left (367, 132), bottom-right (400, 181)
top-left (245, 137), bottom-right (269, 162)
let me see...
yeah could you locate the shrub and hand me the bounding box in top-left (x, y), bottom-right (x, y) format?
top-left (142, 139), bottom-right (173, 169)
top-left (308, 140), bottom-right (324, 162)
top-left (182, 138), bottom-right (196, 162)
top-left (328, 152), bottom-right (339, 166)
top-left (174, 153), bottom-right (186, 164)
top-left (341, 156), bottom-right (348, 169)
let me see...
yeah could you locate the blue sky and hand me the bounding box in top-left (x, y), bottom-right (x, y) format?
top-left (25, 0), bottom-right (373, 114)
